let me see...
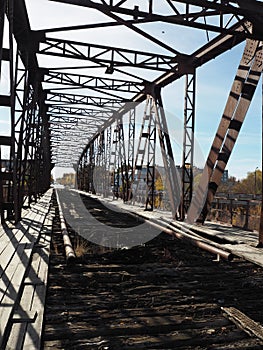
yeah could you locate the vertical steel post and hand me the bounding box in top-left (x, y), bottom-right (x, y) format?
top-left (111, 118), bottom-right (129, 200)
top-left (112, 121), bottom-right (119, 198)
top-left (128, 108), bottom-right (135, 180)
top-left (83, 148), bottom-right (88, 191)
top-left (89, 140), bottom-right (95, 194)
top-left (0, 0), bottom-right (5, 74)
top-left (95, 131), bottom-right (105, 195)
top-left (155, 88), bottom-right (181, 218)
top-left (118, 120), bottom-right (129, 201)
top-left (145, 102), bottom-right (156, 211)
top-left (131, 95), bottom-right (156, 207)
top-left (0, 147), bottom-right (3, 222)
top-left (15, 66), bottom-right (32, 211)
top-left (79, 151), bottom-right (83, 191)
top-left (8, 0), bottom-right (18, 221)
top-left (258, 71), bottom-right (263, 246)
top-left (180, 72), bottom-right (196, 220)
top-left (40, 93), bottom-right (52, 194)
top-left (77, 155), bottom-right (83, 190)
top-left (0, 0), bottom-right (6, 221)
top-left (28, 97), bottom-right (40, 204)
top-left (104, 125), bottom-right (112, 197)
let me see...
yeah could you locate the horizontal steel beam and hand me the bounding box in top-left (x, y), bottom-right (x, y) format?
top-left (38, 38), bottom-right (178, 72)
top-left (48, 106), bottom-right (112, 116)
top-left (46, 92), bottom-right (126, 107)
top-left (49, 0), bottom-right (262, 38)
top-left (43, 71), bottom-right (143, 93)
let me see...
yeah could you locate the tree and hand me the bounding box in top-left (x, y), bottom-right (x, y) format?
top-left (56, 173), bottom-right (76, 187)
top-left (233, 170), bottom-right (262, 195)
top-left (155, 175), bottom-right (164, 191)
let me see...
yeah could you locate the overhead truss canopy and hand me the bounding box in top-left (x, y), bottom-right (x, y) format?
top-left (1, 0), bottom-right (263, 224)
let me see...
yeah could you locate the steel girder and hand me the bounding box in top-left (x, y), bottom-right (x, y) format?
top-left (127, 108), bottom-right (135, 185)
top-left (41, 19), bottom-right (252, 167)
top-left (127, 90), bottom-right (181, 217)
top-left (46, 92), bottom-right (125, 109)
top-left (0, 0), bottom-right (7, 221)
top-left (38, 38), bottom-right (178, 73)
top-left (2, 0), bottom-right (263, 231)
top-left (0, 0), bottom-right (52, 222)
top-left (180, 72), bottom-right (196, 220)
top-left (187, 39), bottom-right (263, 224)
top-left (131, 95), bottom-right (157, 211)
top-left (43, 71), bottom-right (143, 94)
top-left (11, 63), bottom-right (51, 221)
top-left (49, 0), bottom-right (263, 40)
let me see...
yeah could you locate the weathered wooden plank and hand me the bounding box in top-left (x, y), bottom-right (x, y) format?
top-left (0, 243), bottom-right (34, 348)
top-left (23, 215), bottom-right (53, 349)
top-left (6, 283), bottom-right (37, 350)
top-left (0, 190), bottom-right (53, 348)
top-left (6, 210), bottom-right (53, 350)
top-left (0, 220), bottom-right (38, 275)
top-left (222, 306), bottom-right (263, 341)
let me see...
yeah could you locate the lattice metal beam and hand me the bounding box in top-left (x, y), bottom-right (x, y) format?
top-left (49, 0), bottom-right (263, 39)
top-left (43, 71), bottom-right (144, 96)
top-left (188, 39), bottom-right (263, 224)
top-left (46, 92), bottom-right (125, 109)
top-left (180, 71), bottom-right (196, 220)
top-left (38, 37), bottom-right (179, 72)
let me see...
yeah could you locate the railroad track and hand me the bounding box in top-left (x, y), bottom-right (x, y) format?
top-left (42, 194), bottom-right (263, 349)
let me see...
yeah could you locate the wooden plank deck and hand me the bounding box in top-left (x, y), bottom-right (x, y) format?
top-left (0, 189), bottom-right (54, 349)
top-left (43, 192), bottom-right (263, 350)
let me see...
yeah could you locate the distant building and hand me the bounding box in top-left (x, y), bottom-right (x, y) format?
top-left (222, 170), bottom-right (229, 183)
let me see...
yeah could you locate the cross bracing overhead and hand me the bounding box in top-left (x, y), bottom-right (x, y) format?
top-left (1, 0), bottom-right (263, 226)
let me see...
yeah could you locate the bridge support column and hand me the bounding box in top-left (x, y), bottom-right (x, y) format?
top-left (0, 0), bottom-right (7, 222)
top-left (258, 72), bottom-right (263, 247)
top-left (104, 125), bottom-right (112, 197)
top-left (180, 71), bottom-right (196, 220)
top-left (130, 86), bottom-right (181, 217)
top-left (0, 1), bottom-right (51, 223)
top-left (131, 95), bottom-right (157, 210)
top-left (111, 118), bottom-right (129, 200)
top-left (127, 108), bottom-right (135, 200)
top-left (154, 88), bottom-right (181, 218)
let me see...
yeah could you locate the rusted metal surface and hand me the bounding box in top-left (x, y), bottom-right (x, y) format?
top-left (56, 190), bottom-right (76, 263)
top-left (2, 1), bottom-right (263, 226)
top-left (42, 195), bottom-right (263, 349)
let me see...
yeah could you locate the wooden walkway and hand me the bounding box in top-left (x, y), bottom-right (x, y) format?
top-left (0, 189), bottom-right (54, 350)
top-left (2, 188), bottom-right (263, 349)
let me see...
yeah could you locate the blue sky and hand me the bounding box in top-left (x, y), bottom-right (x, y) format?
top-left (1, 1), bottom-right (262, 180)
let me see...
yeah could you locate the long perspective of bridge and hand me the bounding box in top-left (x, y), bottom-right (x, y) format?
top-left (2, 1), bottom-right (263, 349)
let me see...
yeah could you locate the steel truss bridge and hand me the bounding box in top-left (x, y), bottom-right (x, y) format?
top-left (1, 0), bottom-right (263, 242)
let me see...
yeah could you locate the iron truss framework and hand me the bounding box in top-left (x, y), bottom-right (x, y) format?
top-left (0, 0), bottom-right (263, 244)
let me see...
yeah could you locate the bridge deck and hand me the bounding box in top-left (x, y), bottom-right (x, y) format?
top-left (2, 189), bottom-right (263, 349)
top-left (0, 190), bottom-right (54, 349)
top-left (43, 191), bottom-right (263, 349)
top-left (75, 190), bottom-right (263, 268)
